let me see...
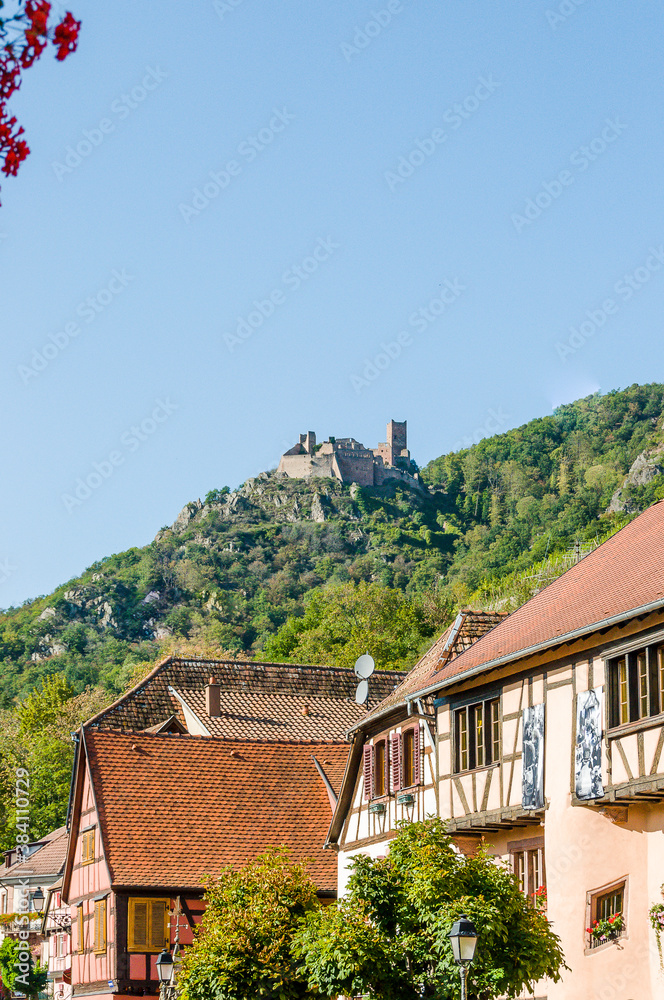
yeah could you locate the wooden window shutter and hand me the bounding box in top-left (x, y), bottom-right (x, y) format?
top-left (413, 725), bottom-right (421, 784)
top-left (93, 900), bottom-right (106, 953)
top-left (130, 900), bottom-right (149, 950)
top-left (362, 744), bottom-right (374, 800)
top-left (81, 829), bottom-right (95, 865)
top-left (390, 733), bottom-right (402, 792)
top-left (149, 900), bottom-right (168, 950)
top-left (77, 904), bottom-right (84, 952)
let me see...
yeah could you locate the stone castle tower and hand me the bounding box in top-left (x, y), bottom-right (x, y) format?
top-left (277, 420), bottom-right (419, 487)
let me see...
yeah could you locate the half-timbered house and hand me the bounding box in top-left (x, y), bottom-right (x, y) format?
top-left (407, 501), bottom-right (664, 998)
top-left (62, 727), bottom-right (348, 999)
top-left (327, 611), bottom-right (505, 891)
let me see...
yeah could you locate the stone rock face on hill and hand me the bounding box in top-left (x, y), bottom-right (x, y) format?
top-left (172, 499), bottom-right (203, 534)
top-left (609, 448), bottom-right (664, 512)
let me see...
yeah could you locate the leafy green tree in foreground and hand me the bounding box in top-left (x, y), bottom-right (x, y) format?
top-left (177, 848), bottom-right (319, 1000)
top-left (293, 820), bottom-right (567, 1000)
top-left (0, 937), bottom-right (47, 999)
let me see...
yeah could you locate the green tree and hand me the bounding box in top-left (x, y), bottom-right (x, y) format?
top-left (293, 820), bottom-right (566, 1000)
top-left (0, 680), bottom-right (108, 851)
top-left (262, 581), bottom-right (435, 671)
top-left (0, 937), bottom-right (47, 999)
top-left (177, 848), bottom-right (319, 1000)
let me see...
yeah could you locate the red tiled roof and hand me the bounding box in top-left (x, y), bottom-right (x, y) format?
top-left (420, 502), bottom-right (664, 691)
top-left (175, 686), bottom-right (389, 740)
top-left (83, 730), bottom-right (349, 892)
top-left (362, 610), bottom-right (507, 721)
top-left (2, 826), bottom-right (68, 878)
top-left (85, 658), bottom-right (404, 739)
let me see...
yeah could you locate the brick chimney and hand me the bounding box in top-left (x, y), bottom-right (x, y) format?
top-left (206, 676), bottom-right (221, 717)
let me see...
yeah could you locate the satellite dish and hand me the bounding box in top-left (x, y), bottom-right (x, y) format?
top-left (355, 679), bottom-right (369, 705)
top-left (354, 653), bottom-right (375, 679)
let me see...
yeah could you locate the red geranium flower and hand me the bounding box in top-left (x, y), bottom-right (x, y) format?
top-left (53, 12), bottom-right (81, 61)
top-left (26, 0), bottom-right (51, 35)
top-left (0, 55), bottom-right (22, 100)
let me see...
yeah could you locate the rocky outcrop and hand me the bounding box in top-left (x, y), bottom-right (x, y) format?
top-left (172, 499), bottom-right (203, 534)
top-left (98, 601), bottom-right (116, 628)
top-left (311, 494), bottom-right (326, 522)
top-left (608, 448), bottom-right (664, 512)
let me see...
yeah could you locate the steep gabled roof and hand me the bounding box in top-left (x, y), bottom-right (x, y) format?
top-left (84, 657), bottom-right (404, 739)
top-left (353, 610), bottom-right (507, 728)
top-left (326, 611), bottom-right (504, 847)
top-left (78, 730), bottom-right (348, 893)
top-left (417, 502), bottom-right (664, 694)
top-left (1, 826), bottom-right (68, 879)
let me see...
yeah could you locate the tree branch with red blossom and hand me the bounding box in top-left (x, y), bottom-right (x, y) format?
top-left (0, 1), bottom-right (81, 202)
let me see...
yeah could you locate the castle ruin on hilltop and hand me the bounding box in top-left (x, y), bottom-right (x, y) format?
top-left (277, 420), bottom-right (421, 488)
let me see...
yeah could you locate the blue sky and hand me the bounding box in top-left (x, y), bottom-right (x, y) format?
top-left (1, 0), bottom-right (663, 608)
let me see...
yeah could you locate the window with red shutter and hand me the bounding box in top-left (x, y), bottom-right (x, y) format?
top-left (390, 732), bottom-right (402, 792)
top-left (374, 740), bottom-right (387, 796)
top-left (362, 744), bottom-right (374, 800)
top-left (412, 725), bottom-right (421, 785)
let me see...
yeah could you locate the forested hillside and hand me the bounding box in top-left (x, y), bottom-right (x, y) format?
top-left (1, 382), bottom-right (664, 707)
top-left (1, 382), bottom-right (663, 849)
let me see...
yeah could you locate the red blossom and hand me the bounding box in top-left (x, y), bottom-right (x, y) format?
top-left (20, 1), bottom-right (51, 67)
top-left (0, 55), bottom-right (22, 100)
top-left (20, 31), bottom-right (47, 68)
top-left (2, 137), bottom-right (30, 176)
top-left (25, 0), bottom-right (51, 35)
top-left (0, 110), bottom-right (30, 177)
top-left (0, 1), bottom-right (80, 198)
top-left (53, 12), bottom-right (81, 61)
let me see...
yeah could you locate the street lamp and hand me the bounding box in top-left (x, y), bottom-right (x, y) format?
top-left (449, 914), bottom-right (478, 1000)
top-left (31, 888), bottom-right (44, 913)
top-left (156, 949), bottom-right (175, 999)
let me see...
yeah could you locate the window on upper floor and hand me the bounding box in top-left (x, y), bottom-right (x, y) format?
top-left (128, 898), bottom-right (170, 953)
top-left (393, 725), bottom-right (421, 791)
top-left (373, 739), bottom-right (387, 797)
top-left (80, 827), bottom-right (95, 866)
top-left (93, 898), bottom-right (107, 954)
top-left (607, 644), bottom-right (664, 728)
top-left (362, 727), bottom-right (422, 799)
top-left (454, 697), bottom-right (500, 772)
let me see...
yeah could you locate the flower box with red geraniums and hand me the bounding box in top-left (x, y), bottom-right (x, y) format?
top-left (587, 911), bottom-right (624, 947)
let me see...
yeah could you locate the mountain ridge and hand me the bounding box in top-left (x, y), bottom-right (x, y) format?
top-left (1, 382), bottom-right (664, 704)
